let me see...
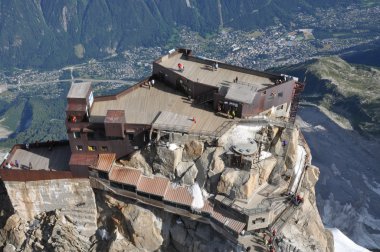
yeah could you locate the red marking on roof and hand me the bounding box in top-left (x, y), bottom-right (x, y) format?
top-left (109, 166), bottom-right (142, 187)
top-left (164, 185), bottom-right (192, 206)
top-left (211, 208), bottom-right (246, 234)
top-left (92, 153), bottom-right (115, 173)
top-left (0, 170), bottom-right (82, 182)
top-left (69, 153), bottom-right (98, 167)
top-left (137, 176), bottom-right (169, 197)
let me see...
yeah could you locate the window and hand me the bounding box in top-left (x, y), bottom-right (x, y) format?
top-left (73, 132), bottom-right (81, 139)
top-left (101, 146), bottom-right (108, 151)
top-left (76, 145), bottom-right (83, 151)
top-left (127, 133), bottom-right (134, 141)
top-left (278, 92), bottom-right (283, 97)
top-left (88, 145), bottom-right (97, 151)
top-left (263, 90), bottom-right (266, 95)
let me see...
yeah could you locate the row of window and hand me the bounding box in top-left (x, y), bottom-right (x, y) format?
top-left (73, 132), bottom-right (134, 141)
top-left (76, 145), bottom-right (108, 152)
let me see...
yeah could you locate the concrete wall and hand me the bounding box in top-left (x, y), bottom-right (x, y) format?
top-left (4, 178), bottom-right (97, 237)
top-left (246, 211), bottom-right (272, 231)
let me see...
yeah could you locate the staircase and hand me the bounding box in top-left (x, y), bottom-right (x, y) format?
top-left (289, 82), bottom-right (305, 125)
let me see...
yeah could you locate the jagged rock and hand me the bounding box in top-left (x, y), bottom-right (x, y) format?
top-left (3, 243), bottom-right (16, 252)
top-left (120, 204), bottom-right (163, 251)
top-left (195, 147), bottom-right (215, 187)
top-left (176, 161), bottom-right (195, 177)
top-left (181, 164), bottom-right (198, 185)
top-left (280, 164), bottom-right (334, 252)
top-left (257, 156), bottom-right (277, 184)
top-left (210, 147), bottom-right (225, 175)
top-left (107, 230), bottom-right (142, 252)
top-left (119, 150), bottom-right (153, 176)
top-left (217, 168), bottom-right (258, 199)
top-left (154, 145), bottom-right (183, 176)
top-left (0, 214), bottom-right (26, 250)
top-left (182, 140), bottom-right (204, 161)
top-left (285, 128), bottom-right (299, 171)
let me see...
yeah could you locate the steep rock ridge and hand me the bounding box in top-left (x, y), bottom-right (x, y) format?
top-left (279, 165), bottom-right (334, 252)
top-left (277, 57), bottom-right (380, 135)
top-left (3, 179), bottom-right (97, 237)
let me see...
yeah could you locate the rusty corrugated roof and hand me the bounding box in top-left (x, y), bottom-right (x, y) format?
top-left (137, 176), bottom-right (169, 197)
top-left (164, 185), bottom-right (192, 206)
top-left (69, 153), bottom-right (98, 167)
top-left (93, 153), bottom-right (115, 173)
top-left (211, 208), bottom-right (246, 234)
top-left (109, 166), bottom-right (142, 187)
top-left (201, 200), bottom-right (214, 214)
top-left (0, 169), bottom-right (82, 182)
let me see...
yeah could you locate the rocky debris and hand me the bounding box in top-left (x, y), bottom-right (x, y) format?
top-left (94, 191), bottom-right (170, 252)
top-left (0, 214), bottom-right (26, 250)
top-left (119, 150), bottom-right (153, 176)
top-left (169, 217), bottom-right (236, 252)
top-left (153, 145), bottom-right (183, 177)
top-left (217, 168), bottom-right (257, 199)
top-left (182, 140), bottom-right (204, 161)
top-left (0, 210), bottom-right (92, 252)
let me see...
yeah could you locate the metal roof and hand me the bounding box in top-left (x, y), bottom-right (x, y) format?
top-left (211, 208), bottom-right (246, 234)
top-left (225, 84), bottom-right (257, 104)
top-left (152, 111), bottom-right (194, 133)
top-left (164, 185), bottom-right (193, 206)
top-left (137, 176), bottom-right (170, 197)
top-left (67, 82), bottom-right (91, 99)
top-left (93, 153), bottom-right (115, 173)
top-left (109, 166), bottom-right (142, 187)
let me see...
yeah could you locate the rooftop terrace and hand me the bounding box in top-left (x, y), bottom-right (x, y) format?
top-left (3, 143), bottom-right (71, 172)
top-left (90, 81), bottom-right (234, 136)
top-left (157, 52), bottom-right (276, 91)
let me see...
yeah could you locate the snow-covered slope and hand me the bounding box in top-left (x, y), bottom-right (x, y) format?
top-left (329, 228), bottom-right (370, 252)
top-left (298, 106), bottom-right (380, 249)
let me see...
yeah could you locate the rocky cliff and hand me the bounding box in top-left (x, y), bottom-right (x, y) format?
top-left (0, 124), bottom-right (335, 251)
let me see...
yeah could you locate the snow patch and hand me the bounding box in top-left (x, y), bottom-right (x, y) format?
top-left (189, 182), bottom-right (204, 210)
top-left (224, 124), bottom-right (262, 150)
top-left (328, 228), bottom-right (370, 252)
top-left (168, 143), bottom-right (179, 151)
top-left (259, 151), bottom-right (272, 161)
top-left (290, 145), bottom-right (306, 193)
